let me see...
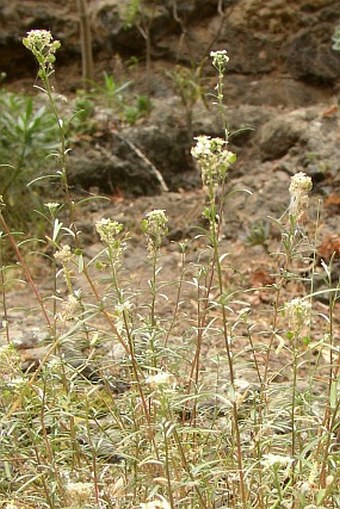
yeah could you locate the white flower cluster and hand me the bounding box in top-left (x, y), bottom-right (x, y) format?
top-left (261, 453), bottom-right (294, 469)
top-left (54, 244), bottom-right (74, 266)
top-left (289, 172), bottom-right (313, 220)
top-left (65, 481), bottom-right (93, 505)
top-left (96, 218), bottom-right (124, 245)
top-left (140, 496), bottom-right (171, 509)
top-left (141, 209), bottom-right (169, 254)
top-left (44, 202), bottom-right (60, 212)
top-left (210, 49), bottom-right (230, 71)
top-left (60, 294), bottom-right (79, 322)
top-left (96, 218), bottom-right (126, 267)
top-left (284, 297), bottom-right (311, 332)
top-left (145, 371), bottom-right (176, 390)
top-left (191, 135), bottom-right (236, 186)
top-left (191, 135), bottom-right (225, 158)
top-left (23, 30), bottom-right (61, 66)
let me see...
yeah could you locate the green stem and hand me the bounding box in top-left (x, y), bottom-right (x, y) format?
top-left (273, 467), bottom-right (283, 502)
top-left (173, 426), bottom-right (208, 509)
top-left (207, 184), bottom-right (247, 507)
top-left (0, 212), bottom-right (52, 329)
top-left (106, 244), bottom-right (160, 462)
top-left (216, 70), bottom-right (228, 142)
top-left (38, 67), bottom-right (74, 225)
top-left (150, 249), bottom-right (158, 327)
top-left (291, 335), bottom-right (298, 481)
top-left (0, 237), bottom-right (10, 343)
top-left (164, 245), bottom-right (186, 346)
top-left (163, 422), bottom-right (176, 509)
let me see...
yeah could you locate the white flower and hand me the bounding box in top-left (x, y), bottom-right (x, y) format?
top-left (23, 30), bottom-right (61, 64)
top-left (191, 135), bottom-right (236, 186)
top-left (46, 357), bottom-right (63, 371)
top-left (8, 376), bottom-right (26, 388)
top-left (60, 294), bottom-right (79, 321)
top-left (141, 209), bottom-right (169, 254)
top-left (210, 49), bottom-right (230, 70)
top-left (54, 244), bottom-right (74, 265)
top-left (95, 218), bottom-right (127, 266)
top-left (146, 371), bottom-right (175, 389)
top-left (284, 297), bottom-right (311, 332)
top-left (95, 218), bottom-right (123, 245)
top-left (289, 172), bottom-right (312, 220)
top-left (140, 496), bottom-right (171, 509)
top-left (44, 202), bottom-right (60, 210)
top-left (261, 453), bottom-right (294, 469)
top-left (191, 135), bottom-right (221, 158)
top-left (65, 481), bottom-right (93, 505)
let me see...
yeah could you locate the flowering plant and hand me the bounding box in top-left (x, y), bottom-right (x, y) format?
top-left (23, 30), bottom-right (61, 78)
top-left (191, 135), bottom-right (236, 186)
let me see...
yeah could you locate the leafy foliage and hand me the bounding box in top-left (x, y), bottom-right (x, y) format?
top-left (0, 30), bottom-right (339, 509)
top-left (0, 90), bottom-right (59, 227)
top-left (73, 72), bottom-right (152, 129)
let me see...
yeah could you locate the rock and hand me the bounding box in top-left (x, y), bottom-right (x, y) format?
top-left (92, 0), bottom-right (173, 55)
top-left (19, 345), bottom-right (50, 373)
top-left (69, 133), bottom-right (167, 196)
top-left (285, 27), bottom-right (340, 84)
top-left (226, 75), bottom-right (335, 108)
top-left (221, 166), bottom-right (290, 240)
top-left (123, 123), bottom-right (198, 191)
top-left (92, 0), bottom-right (220, 58)
top-left (12, 328), bottom-right (50, 350)
top-left (257, 112), bottom-right (307, 160)
top-left (0, 1), bottom-right (78, 79)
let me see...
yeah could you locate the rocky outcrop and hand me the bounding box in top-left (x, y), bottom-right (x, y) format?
top-left (68, 132), bottom-right (169, 196)
top-left (1, 0), bottom-right (339, 86)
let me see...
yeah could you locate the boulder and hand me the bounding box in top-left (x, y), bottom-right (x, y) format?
top-left (257, 112), bottom-right (307, 160)
top-left (68, 135), bottom-right (166, 196)
top-left (285, 26), bottom-right (340, 84)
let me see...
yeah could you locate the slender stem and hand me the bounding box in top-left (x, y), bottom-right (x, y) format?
top-left (39, 381), bottom-right (66, 505)
top-left (216, 69), bottom-right (228, 142)
top-left (173, 427), bottom-right (208, 509)
top-left (163, 423), bottom-right (175, 509)
top-left (207, 183), bottom-right (247, 507)
top-left (164, 246), bottom-right (186, 346)
top-left (38, 66), bottom-right (74, 227)
top-left (150, 249), bottom-right (158, 327)
top-left (122, 308), bottom-right (160, 461)
top-left (0, 212), bottom-right (52, 329)
top-left (0, 238), bottom-right (10, 343)
top-left (106, 244), bottom-right (160, 461)
top-left (273, 467), bottom-right (283, 502)
top-left (84, 396), bottom-right (100, 505)
top-left (184, 259), bottom-right (215, 426)
top-left (319, 292), bottom-right (337, 487)
top-left (246, 327), bottom-right (262, 385)
top-left (214, 251), bottom-right (247, 507)
top-left (291, 335), bottom-right (298, 481)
